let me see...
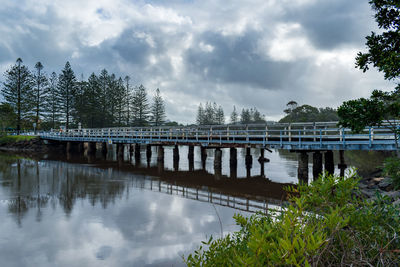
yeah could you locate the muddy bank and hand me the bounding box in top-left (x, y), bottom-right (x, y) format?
top-left (0, 137), bottom-right (50, 153)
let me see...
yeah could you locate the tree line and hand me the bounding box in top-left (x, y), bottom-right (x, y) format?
top-left (196, 102), bottom-right (266, 125)
top-left (1, 59), bottom-right (166, 133)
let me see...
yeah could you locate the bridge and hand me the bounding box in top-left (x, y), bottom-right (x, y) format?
top-left (40, 121), bottom-right (398, 182)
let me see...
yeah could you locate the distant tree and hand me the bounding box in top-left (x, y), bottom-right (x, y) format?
top-left (73, 74), bottom-right (87, 127)
top-left (151, 88), bottom-right (166, 126)
top-left (32, 62), bottom-right (49, 133)
top-left (280, 104), bottom-right (338, 123)
top-left (230, 106), bottom-right (238, 124)
top-left (204, 102), bottom-right (215, 125)
top-left (1, 58), bottom-right (34, 134)
top-left (215, 105), bottom-right (225, 125)
top-left (114, 77), bottom-right (126, 126)
top-left (196, 103), bottom-right (205, 125)
top-left (57, 61), bottom-right (77, 129)
top-left (240, 108), bottom-right (251, 124)
top-left (132, 84), bottom-right (150, 126)
top-left (284, 100), bottom-right (298, 114)
top-left (98, 69), bottom-right (109, 127)
top-left (252, 108), bottom-right (266, 123)
top-left (86, 73), bottom-right (101, 128)
top-left (45, 72), bottom-right (61, 129)
top-left (0, 103), bottom-right (16, 131)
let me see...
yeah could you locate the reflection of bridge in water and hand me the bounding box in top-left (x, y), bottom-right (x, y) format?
top-left (1, 152), bottom-right (290, 225)
top-left (41, 122), bottom-right (398, 182)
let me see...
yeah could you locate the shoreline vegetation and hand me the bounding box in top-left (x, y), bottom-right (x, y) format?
top-left (185, 172), bottom-right (400, 266)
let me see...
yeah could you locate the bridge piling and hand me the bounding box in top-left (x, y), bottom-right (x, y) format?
top-left (245, 147), bottom-right (252, 178)
top-left (230, 147), bottom-right (237, 178)
top-left (201, 147), bottom-right (207, 169)
top-left (324, 150), bottom-right (334, 175)
top-left (173, 145), bottom-right (179, 171)
top-left (146, 145), bottom-right (152, 166)
top-left (298, 151), bottom-right (309, 183)
top-left (157, 146), bottom-right (164, 173)
top-left (188, 146), bottom-right (194, 171)
top-left (135, 144), bottom-right (141, 163)
top-left (117, 143), bottom-right (124, 158)
top-left (84, 142), bottom-right (96, 156)
top-left (214, 148), bottom-right (222, 180)
top-left (313, 151), bottom-right (323, 180)
top-left (338, 150), bottom-right (347, 177)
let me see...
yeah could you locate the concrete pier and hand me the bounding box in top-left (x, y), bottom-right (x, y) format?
top-left (135, 144), bottom-right (141, 163)
top-left (201, 147), bottom-right (207, 169)
top-left (258, 149), bottom-right (265, 177)
top-left (84, 142), bottom-right (96, 156)
top-left (312, 151), bottom-right (323, 180)
top-left (101, 142), bottom-right (107, 157)
top-left (230, 147), bottom-right (237, 179)
top-left (324, 150), bottom-right (334, 175)
top-left (245, 147), bottom-right (252, 178)
top-left (157, 146), bottom-right (164, 173)
top-left (338, 150), bottom-right (347, 177)
top-left (173, 145), bottom-right (179, 171)
top-left (146, 145), bottom-right (152, 166)
top-left (298, 151), bottom-right (309, 183)
top-left (188, 146), bottom-right (194, 171)
top-left (214, 148), bottom-right (222, 180)
top-left (117, 143), bottom-right (124, 158)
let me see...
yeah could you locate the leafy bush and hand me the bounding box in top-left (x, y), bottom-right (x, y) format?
top-left (384, 157), bottom-right (400, 190)
top-left (185, 171), bottom-right (400, 266)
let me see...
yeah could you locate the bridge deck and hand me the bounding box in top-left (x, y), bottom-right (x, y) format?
top-left (40, 122), bottom-right (398, 151)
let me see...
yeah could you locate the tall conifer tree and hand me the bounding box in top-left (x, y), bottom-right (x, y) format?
top-left (151, 88), bottom-right (166, 126)
top-left (57, 61), bottom-right (77, 129)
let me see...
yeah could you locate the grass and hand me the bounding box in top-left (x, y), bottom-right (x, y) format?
top-left (0, 135), bottom-right (37, 145)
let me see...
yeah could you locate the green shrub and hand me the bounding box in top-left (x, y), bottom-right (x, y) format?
top-left (185, 171), bottom-right (400, 266)
top-left (0, 135), bottom-right (37, 145)
top-left (383, 157), bottom-right (400, 189)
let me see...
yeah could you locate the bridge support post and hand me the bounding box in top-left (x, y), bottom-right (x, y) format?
top-left (214, 148), bottom-right (222, 180)
top-left (338, 150), bottom-right (347, 177)
top-left (245, 147), bottom-right (253, 178)
top-left (129, 144), bottom-right (134, 156)
top-left (230, 147), bottom-right (237, 179)
top-left (201, 147), bottom-right (207, 169)
top-left (313, 151), bottom-right (323, 180)
top-left (135, 144), bottom-right (141, 163)
top-left (77, 142), bottom-right (84, 154)
top-left (101, 142), bottom-right (107, 156)
top-left (117, 143), bottom-right (124, 158)
top-left (157, 146), bottom-right (164, 173)
top-left (173, 145), bottom-right (179, 171)
top-left (84, 142), bottom-right (96, 156)
top-left (66, 142), bottom-right (73, 154)
top-left (258, 149), bottom-right (269, 178)
top-left (324, 150), bottom-right (334, 175)
top-left (146, 145), bottom-right (152, 166)
top-left (298, 151), bottom-right (309, 184)
top-left (188, 146), bottom-right (194, 171)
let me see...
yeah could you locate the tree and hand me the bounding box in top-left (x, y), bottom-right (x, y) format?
top-left (45, 72), bottom-right (61, 129)
top-left (73, 74), bottom-right (88, 127)
top-left (151, 88), bottom-right (166, 126)
top-left (204, 102), bottom-right (215, 125)
top-left (132, 84), bottom-right (150, 126)
top-left (0, 103), bottom-right (16, 131)
top-left (86, 73), bottom-right (101, 128)
top-left (215, 105), bottom-right (225, 125)
top-left (98, 69), bottom-right (109, 127)
top-left (338, 1), bottom-right (400, 153)
top-left (230, 106), bottom-right (238, 124)
top-left (196, 103), bottom-right (205, 125)
top-left (252, 108), bottom-right (265, 123)
top-left (284, 100), bottom-right (298, 115)
top-left (32, 62), bottom-right (49, 133)
top-left (57, 61), bottom-right (77, 129)
top-left (240, 108), bottom-right (251, 124)
top-left (124, 76), bottom-right (133, 126)
top-left (1, 58), bottom-right (33, 134)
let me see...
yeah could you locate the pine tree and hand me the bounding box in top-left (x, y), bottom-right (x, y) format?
top-left (204, 102), bottom-right (215, 125)
top-left (73, 74), bottom-right (87, 127)
top-left (115, 77), bottom-right (125, 126)
top-left (216, 105), bottom-right (225, 124)
top-left (86, 73), bottom-right (101, 128)
top-left (240, 108), bottom-right (251, 124)
top-left (196, 103), bottom-right (205, 125)
top-left (1, 58), bottom-right (34, 134)
top-left (98, 69), bottom-right (109, 127)
top-left (230, 106), bottom-right (238, 124)
top-left (132, 84), bottom-right (150, 126)
top-left (46, 72), bottom-right (61, 129)
top-left (33, 62), bottom-right (49, 133)
top-left (151, 88), bottom-right (166, 126)
top-left (252, 107), bottom-right (265, 123)
top-left (57, 61), bottom-right (77, 129)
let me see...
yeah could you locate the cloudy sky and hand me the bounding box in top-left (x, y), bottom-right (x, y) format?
top-left (0, 0), bottom-right (395, 123)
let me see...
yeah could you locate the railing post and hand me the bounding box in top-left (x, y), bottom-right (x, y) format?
top-left (246, 125), bottom-right (249, 143)
top-left (320, 129), bottom-right (322, 148)
top-left (288, 123), bottom-right (292, 142)
top-left (313, 122), bottom-right (316, 142)
top-left (265, 125), bottom-right (268, 142)
top-left (280, 130), bottom-right (283, 147)
top-left (299, 130), bottom-right (301, 146)
top-left (369, 127), bottom-right (372, 148)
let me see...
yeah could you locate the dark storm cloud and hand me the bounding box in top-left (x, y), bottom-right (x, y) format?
top-left (285, 0), bottom-right (374, 50)
top-left (185, 30), bottom-right (310, 90)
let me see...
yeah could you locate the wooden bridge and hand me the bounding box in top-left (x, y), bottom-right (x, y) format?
top-left (41, 121), bottom-right (397, 151)
top-left (40, 122), bottom-right (398, 182)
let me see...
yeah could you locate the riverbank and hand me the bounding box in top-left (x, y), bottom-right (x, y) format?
top-left (0, 135), bottom-right (49, 152)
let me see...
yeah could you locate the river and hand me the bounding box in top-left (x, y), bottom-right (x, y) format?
top-left (0, 146), bottom-right (387, 266)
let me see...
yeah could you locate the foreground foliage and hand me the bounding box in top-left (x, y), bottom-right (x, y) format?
top-left (0, 135), bottom-right (37, 145)
top-left (185, 172), bottom-right (400, 266)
